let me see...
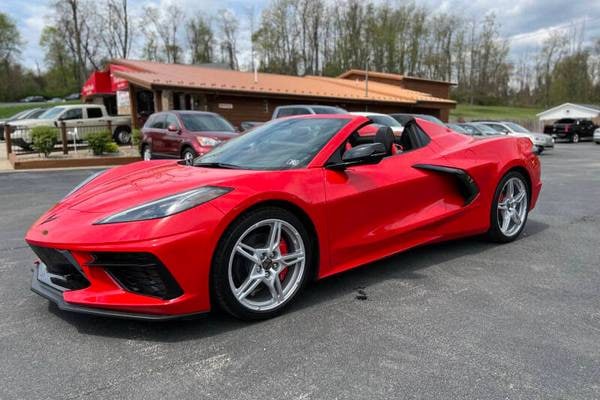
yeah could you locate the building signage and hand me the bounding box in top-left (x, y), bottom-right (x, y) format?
top-left (218, 103), bottom-right (234, 110)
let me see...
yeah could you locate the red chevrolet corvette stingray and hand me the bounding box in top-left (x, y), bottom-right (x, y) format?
top-left (26, 115), bottom-right (541, 320)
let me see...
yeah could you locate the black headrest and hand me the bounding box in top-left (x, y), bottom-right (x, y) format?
top-left (374, 126), bottom-right (394, 156)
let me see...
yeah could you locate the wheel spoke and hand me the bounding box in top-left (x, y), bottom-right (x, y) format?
top-left (506, 180), bottom-right (514, 198)
top-left (267, 221), bottom-right (282, 252)
top-left (501, 210), bottom-right (511, 232)
top-left (279, 251), bottom-right (305, 266)
top-left (513, 191), bottom-right (526, 204)
top-left (498, 200), bottom-right (508, 210)
top-left (511, 211), bottom-right (522, 226)
top-left (265, 275), bottom-right (284, 303)
top-left (235, 271), bottom-right (263, 300)
top-left (236, 243), bottom-right (260, 264)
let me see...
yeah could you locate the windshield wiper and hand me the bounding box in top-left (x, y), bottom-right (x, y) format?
top-left (193, 162), bottom-right (241, 169)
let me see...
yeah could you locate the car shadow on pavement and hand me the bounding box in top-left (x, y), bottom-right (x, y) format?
top-left (47, 218), bottom-right (550, 341)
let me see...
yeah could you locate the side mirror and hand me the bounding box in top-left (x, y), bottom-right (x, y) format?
top-left (167, 124), bottom-right (179, 133)
top-left (328, 142), bottom-right (386, 170)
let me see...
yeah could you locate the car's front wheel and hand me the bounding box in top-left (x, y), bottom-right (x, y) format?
top-left (181, 147), bottom-right (197, 165)
top-left (211, 207), bottom-right (313, 320)
top-left (487, 171), bottom-right (530, 243)
top-left (571, 133), bottom-right (580, 143)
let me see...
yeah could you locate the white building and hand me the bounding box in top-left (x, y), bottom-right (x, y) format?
top-left (537, 103), bottom-right (600, 127)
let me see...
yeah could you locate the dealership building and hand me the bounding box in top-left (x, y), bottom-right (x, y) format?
top-left (82, 59), bottom-right (456, 129)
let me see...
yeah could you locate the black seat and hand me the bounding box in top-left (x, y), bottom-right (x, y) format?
top-left (374, 126), bottom-right (395, 156)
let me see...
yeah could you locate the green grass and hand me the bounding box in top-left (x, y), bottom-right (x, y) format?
top-left (0, 101), bottom-right (81, 119)
top-left (450, 104), bottom-right (544, 122)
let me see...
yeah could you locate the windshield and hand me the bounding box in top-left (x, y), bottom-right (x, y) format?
top-left (504, 122), bottom-right (530, 133)
top-left (38, 107), bottom-right (66, 119)
top-left (368, 114), bottom-right (402, 127)
top-left (180, 113), bottom-right (235, 132)
top-left (194, 117), bottom-right (349, 170)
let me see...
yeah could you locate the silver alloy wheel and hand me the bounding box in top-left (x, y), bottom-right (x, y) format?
top-left (497, 177), bottom-right (528, 237)
top-left (183, 151), bottom-right (195, 165)
top-left (228, 219), bottom-right (306, 311)
top-left (572, 133), bottom-right (580, 143)
top-left (143, 147), bottom-right (151, 161)
top-left (118, 130), bottom-right (131, 144)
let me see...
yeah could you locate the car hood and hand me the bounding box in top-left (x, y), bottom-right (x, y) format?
top-left (62, 160), bottom-right (263, 214)
top-left (188, 131), bottom-right (239, 140)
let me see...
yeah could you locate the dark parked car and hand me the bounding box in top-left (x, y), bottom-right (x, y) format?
top-left (389, 113), bottom-right (446, 127)
top-left (0, 108), bottom-right (46, 140)
top-left (551, 118), bottom-right (597, 143)
top-left (141, 111), bottom-right (239, 164)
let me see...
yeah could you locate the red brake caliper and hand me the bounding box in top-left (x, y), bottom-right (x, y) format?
top-left (278, 239), bottom-right (289, 282)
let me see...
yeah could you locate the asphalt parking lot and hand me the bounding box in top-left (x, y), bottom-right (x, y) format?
top-left (1, 143), bottom-right (599, 399)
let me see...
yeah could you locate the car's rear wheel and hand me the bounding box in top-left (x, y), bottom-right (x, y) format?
top-left (181, 147), bottom-right (197, 165)
top-left (114, 127), bottom-right (131, 145)
top-left (211, 207), bottom-right (312, 320)
top-left (571, 133), bottom-right (580, 143)
top-left (486, 171), bottom-right (529, 243)
top-left (142, 144), bottom-right (152, 161)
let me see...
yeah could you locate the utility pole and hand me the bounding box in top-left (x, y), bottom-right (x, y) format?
top-left (365, 55), bottom-right (370, 98)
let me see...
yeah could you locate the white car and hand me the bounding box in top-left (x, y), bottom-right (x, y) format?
top-left (480, 121), bottom-right (554, 154)
top-left (349, 112), bottom-right (404, 135)
top-left (594, 128), bottom-right (600, 144)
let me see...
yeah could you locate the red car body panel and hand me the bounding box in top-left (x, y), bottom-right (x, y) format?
top-left (25, 115), bottom-right (541, 318)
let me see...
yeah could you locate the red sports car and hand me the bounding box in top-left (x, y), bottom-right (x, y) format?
top-left (26, 115), bottom-right (541, 320)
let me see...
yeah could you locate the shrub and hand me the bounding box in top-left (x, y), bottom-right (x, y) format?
top-left (131, 128), bottom-right (142, 146)
top-left (104, 141), bottom-right (119, 153)
top-left (87, 131), bottom-right (113, 155)
top-left (31, 126), bottom-right (58, 157)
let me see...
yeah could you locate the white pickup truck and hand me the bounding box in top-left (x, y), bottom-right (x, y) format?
top-left (9, 104), bottom-right (132, 147)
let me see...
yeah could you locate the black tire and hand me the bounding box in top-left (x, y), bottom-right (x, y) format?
top-left (211, 207), bottom-right (314, 320)
top-left (571, 133), bottom-right (580, 143)
top-left (181, 146), bottom-right (197, 165)
top-left (114, 126), bottom-right (131, 145)
top-left (486, 171), bottom-right (530, 243)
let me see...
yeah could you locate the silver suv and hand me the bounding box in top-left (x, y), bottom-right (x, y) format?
top-left (272, 105), bottom-right (347, 119)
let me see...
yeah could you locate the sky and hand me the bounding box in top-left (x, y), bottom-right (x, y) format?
top-left (2, 0), bottom-right (600, 71)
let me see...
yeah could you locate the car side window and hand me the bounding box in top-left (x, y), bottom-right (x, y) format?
top-left (165, 114), bottom-right (179, 129)
top-left (86, 107), bottom-right (103, 118)
top-left (61, 108), bottom-right (83, 120)
top-left (150, 114), bottom-right (166, 129)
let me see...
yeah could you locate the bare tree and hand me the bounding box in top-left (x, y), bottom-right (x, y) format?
top-left (141, 4), bottom-right (184, 63)
top-left (101, 0), bottom-right (132, 59)
top-left (217, 9), bottom-right (239, 70)
top-left (187, 15), bottom-right (214, 64)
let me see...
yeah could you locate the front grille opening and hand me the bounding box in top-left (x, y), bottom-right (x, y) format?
top-left (30, 245), bottom-right (90, 290)
top-left (89, 252), bottom-right (183, 300)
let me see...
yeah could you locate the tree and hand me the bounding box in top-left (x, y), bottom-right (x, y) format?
top-left (100, 0), bottom-right (133, 59)
top-left (0, 13), bottom-right (22, 65)
top-left (187, 16), bottom-right (214, 64)
top-left (217, 9), bottom-right (239, 70)
top-left (141, 4), bottom-right (184, 63)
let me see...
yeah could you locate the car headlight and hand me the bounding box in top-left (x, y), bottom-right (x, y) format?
top-left (197, 136), bottom-right (220, 147)
top-left (95, 186), bottom-right (232, 224)
top-left (62, 170), bottom-right (106, 200)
